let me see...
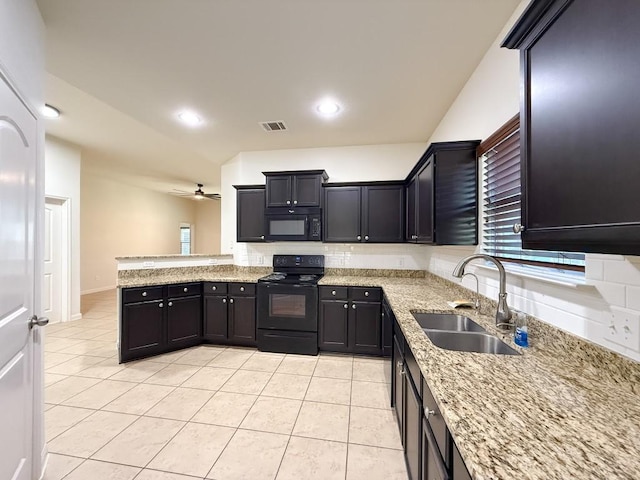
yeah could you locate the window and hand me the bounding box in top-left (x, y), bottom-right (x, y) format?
top-left (180, 226), bottom-right (191, 255)
top-left (480, 115), bottom-right (585, 271)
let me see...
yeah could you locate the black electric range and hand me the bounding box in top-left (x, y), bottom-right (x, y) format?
top-left (256, 255), bottom-right (324, 355)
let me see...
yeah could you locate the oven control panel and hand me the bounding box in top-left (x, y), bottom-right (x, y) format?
top-left (273, 255), bottom-right (324, 268)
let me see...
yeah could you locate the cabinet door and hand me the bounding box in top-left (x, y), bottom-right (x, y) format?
top-left (266, 175), bottom-right (292, 207)
top-left (237, 188), bottom-right (265, 242)
top-left (405, 374), bottom-right (422, 480)
top-left (318, 300), bottom-right (350, 352)
top-left (350, 301), bottom-right (382, 355)
top-left (167, 295), bottom-right (202, 349)
top-left (362, 184), bottom-right (404, 243)
top-left (203, 295), bottom-right (229, 342)
top-left (406, 178), bottom-right (417, 242)
top-left (121, 300), bottom-right (165, 362)
top-left (323, 186), bottom-right (361, 242)
top-left (293, 174), bottom-right (322, 207)
top-left (452, 442), bottom-right (471, 480)
top-left (416, 157), bottom-right (434, 243)
top-left (382, 298), bottom-right (394, 357)
top-left (229, 296), bottom-right (256, 346)
top-left (423, 420), bottom-right (450, 480)
top-left (392, 336), bottom-right (405, 435)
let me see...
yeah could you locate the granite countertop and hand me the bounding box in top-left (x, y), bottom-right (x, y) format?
top-left (117, 265), bottom-right (268, 287)
top-left (116, 254), bottom-right (234, 260)
top-left (321, 274), bottom-right (640, 480)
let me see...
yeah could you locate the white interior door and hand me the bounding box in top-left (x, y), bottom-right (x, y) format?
top-left (44, 200), bottom-right (63, 324)
top-left (0, 74), bottom-right (38, 480)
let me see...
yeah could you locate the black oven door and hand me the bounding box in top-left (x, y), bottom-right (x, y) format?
top-left (264, 214), bottom-right (309, 241)
top-left (257, 283), bottom-right (318, 332)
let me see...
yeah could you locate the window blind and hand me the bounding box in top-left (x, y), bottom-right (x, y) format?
top-left (482, 128), bottom-right (585, 269)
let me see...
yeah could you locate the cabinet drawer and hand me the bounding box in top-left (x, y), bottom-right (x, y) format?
top-left (424, 419), bottom-right (449, 480)
top-left (168, 282), bottom-right (202, 298)
top-left (423, 377), bottom-right (448, 465)
top-left (229, 283), bottom-right (255, 296)
top-left (122, 286), bottom-right (163, 304)
top-left (203, 282), bottom-right (228, 295)
top-left (350, 287), bottom-right (381, 302)
top-left (319, 286), bottom-right (348, 300)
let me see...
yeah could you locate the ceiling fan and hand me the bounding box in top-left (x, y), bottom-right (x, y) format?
top-left (171, 184), bottom-right (221, 200)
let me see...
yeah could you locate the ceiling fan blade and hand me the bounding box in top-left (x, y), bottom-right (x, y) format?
top-left (204, 193), bottom-right (221, 200)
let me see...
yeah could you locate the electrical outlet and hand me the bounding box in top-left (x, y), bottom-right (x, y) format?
top-left (606, 307), bottom-right (640, 351)
top-left (256, 255), bottom-right (264, 265)
top-left (142, 261), bottom-right (154, 268)
top-left (208, 258), bottom-right (217, 265)
top-left (397, 257), bottom-right (405, 268)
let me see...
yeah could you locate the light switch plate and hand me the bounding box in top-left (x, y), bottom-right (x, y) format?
top-left (605, 307), bottom-right (640, 351)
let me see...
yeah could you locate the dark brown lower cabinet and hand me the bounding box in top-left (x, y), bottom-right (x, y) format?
top-left (167, 295), bottom-right (202, 349)
top-left (121, 299), bottom-right (165, 362)
top-left (229, 295), bottom-right (256, 345)
top-left (423, 420), bottom-right (449, 480)
top-left (393, 334), bottom-right (405, 433)
top-left (203, 294), bottom-right (228, 341)
top-left (203, 282), bottom-right (256, 347)
top-left (451, 443), bottom-right (472, 480)
top-left (351, 300), bottom-right (382, 354)
top-left (319, 299), bottom-right (349, 352)
top-left (405, 372), bottom-right (422, 480)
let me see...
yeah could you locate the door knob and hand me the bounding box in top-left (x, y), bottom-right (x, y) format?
top-left (513, 223), bottom-right (525, 233)
top-left (29, 315), bottom-right (49, 329)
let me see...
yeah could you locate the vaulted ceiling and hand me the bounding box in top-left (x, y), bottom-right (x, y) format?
top-left (38, 0), bottom-right (520, 195)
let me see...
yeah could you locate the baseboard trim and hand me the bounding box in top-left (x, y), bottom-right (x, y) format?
top-left (81, 285), bottom-right (117, 295)
top-left (70, 313), bottom-right (83, 322)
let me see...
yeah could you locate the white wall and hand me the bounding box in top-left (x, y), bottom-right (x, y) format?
top-left (44, 136), bottom-right (82, 321)
top-left (81, 169), bottom-right (198, 293)
top-left (424, 0), bottom-right (640, 362)
top-left (194, 199), bottom-right (221, 254)
top-left (220, 143), bottom-right (428, 267)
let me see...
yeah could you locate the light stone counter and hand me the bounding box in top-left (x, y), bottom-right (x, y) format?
top-left (117, 265), bottom-right (269, 287)
top-left (321, 273), bottom-right (640, 480)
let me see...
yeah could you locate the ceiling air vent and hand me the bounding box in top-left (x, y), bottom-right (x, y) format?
top-left (260, 121), bottom-right (287, 132)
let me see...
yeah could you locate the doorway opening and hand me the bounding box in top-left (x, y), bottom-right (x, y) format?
top-left (44, 196), bottom-right (70, 324)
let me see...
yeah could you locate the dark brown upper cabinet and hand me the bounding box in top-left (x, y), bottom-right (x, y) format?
top-left (323, 182), bottom-right (404, 243)
top-left (234, 185), bottom-right (265, 242)
top-left (405, 141), bottom-right (480, 245)
top-left (263, 170), bottom-right (328, 208)
top-left (502, 0), bottom-right (640, 255)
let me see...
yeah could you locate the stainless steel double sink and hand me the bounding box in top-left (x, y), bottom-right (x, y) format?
top-left (412, 313), bottom-right (519, 355)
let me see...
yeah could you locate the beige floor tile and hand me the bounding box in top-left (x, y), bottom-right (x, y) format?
top-left (59, 340), bottom-right (117, 358)
top-left (46, 355), bottom-right (105, 375)
top-left (351, 380), bottom-right (392, 409)
top-left (173, 345), bottom-right (225, 366)
top-left (61, 379), bottom-right (136, 409)
top-left (103, 384), bottom-right (175, 415)
top-left (135, 470), bottom-right (202, 480)
top-left (145, 387), bottom-right (214, 421)
top-left (240, 352), bottom-right (284, 373)
top-left (68, 329), bottom-right (112, 340)
top-left (180, 366), bottom-right (235, 390)
top-left (47, 326), bottom-right (86, 338)
top-left (63, 459), bottom-right (140, 480)
top-left (92, 416), bottom-right (185, 467)
top-left (304, 376), bottom-right (351, 405)
top-left (346, 444), bottom-right (408, 480)
top-left (75, 356), bottom-right (126, 379)
top-left (151, 349), bottom-right (190, 364)
top-left (42, 453), bottom-right (83, 480)
top-left (45, 376), bottom-right (102, 404)
top-left (276, 354), bottom-right (318, 375)
top-left (348, 406), bottom-right (402, 450)
top-left (44, 337), bottom-right (84, 353)
top-left (48, 410), bottom-right (138, 457)
top-left (109, 360), bottom-right (167, 383)
top-left (44, 373), bottom-right (68, 387)
top-left (220, 369), bottom-right (272, 395)
top-left (148, 422), bottom-right (235, 477)
top-left (44, 322), bottom-right (75, 334)
top-left (352, 359), bottom-right (391, 383)
top-left (207, 429), bottom-right (289, 480)
top-left (45, 405), bottom-right (95, 441)
top-left (92, 330), bottom-right (118, 342)
top-left (207, 348), bottom-right (254, 369)
top-left (45, 403), bottom-right (55, 412)
top-left (313, 357), bottom-right (353, 380)
top-left (276, 436), bottom-right (347, 480)
top-left (143, 364), bottom-right (200, 386)
top-left (240, 396), bottom-right (302, 434)
top-left (44, 352), bottom-right (78, 370)
top-left (292, 401), bottom-right (349, 442)
top-left (260, 373), bottom-right (311, 400)
top-left (191, 391), bottom-right (257, 427)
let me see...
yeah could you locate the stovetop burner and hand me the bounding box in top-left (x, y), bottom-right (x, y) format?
top-left (258, 272), bottom-right (323, 285)
top-left (258, 254), bottom-right (325, 285)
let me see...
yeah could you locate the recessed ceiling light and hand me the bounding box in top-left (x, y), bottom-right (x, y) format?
top-left (43, 104), bottom-right (61, 118)
top-left (177, 110), bottom-right (203, 127)
top-left (316, 100), bottom-right (341, 117)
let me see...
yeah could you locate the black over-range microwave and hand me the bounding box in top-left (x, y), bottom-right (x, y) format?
top-left (264, 207), bottom-right (322, 241)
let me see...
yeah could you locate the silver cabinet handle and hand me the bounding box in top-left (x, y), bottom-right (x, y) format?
top-left (397, 361), bottom-right (403, 369)
top-left (222, 298), bottom-right (227, 303)
top-left (332, 290), bottom-right (336, 296)
top-left (400, 366), bottom-right (406, 376)
top-left (183, 287), bottom-right (188, 292)
top-left (364, 291), bottom-right (369, 297)
top-left (212, 286), bottom-right (217, 291)
top-left (513, 223), bottom-right (525, 233)
top-left (293, 200), bottom-right (298, 205)
top-left (230, 298), bottom-right (234, 304)
top-left (412, 234), bottom-right (417, 240)
top-left (288, 209), bottom-right (295, 214)
top-left (168, 302), bottom-right (173, 307)
top-left (29, 315), bottom-right (49, 329)
top-left (364, 235), bottom-right (369, 241)
top-left (159, 303), bottom-right (163, 308)
top-left (240, 286), bottom-right (245, 292)
top-left (142, 291), bottom-right (147, 297)
top-left (352, 304), bottom-right (356, 310)
top-left (357, 235), bottom-right (361, 240)
top-left (424, 407), bottom-right (436, 418)
top-left (286, 200), bottom-right (291, 205)
top-left (261, 235), bottom-right (265, 240)
top-left (343, 303), bottom-right (348, 309)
